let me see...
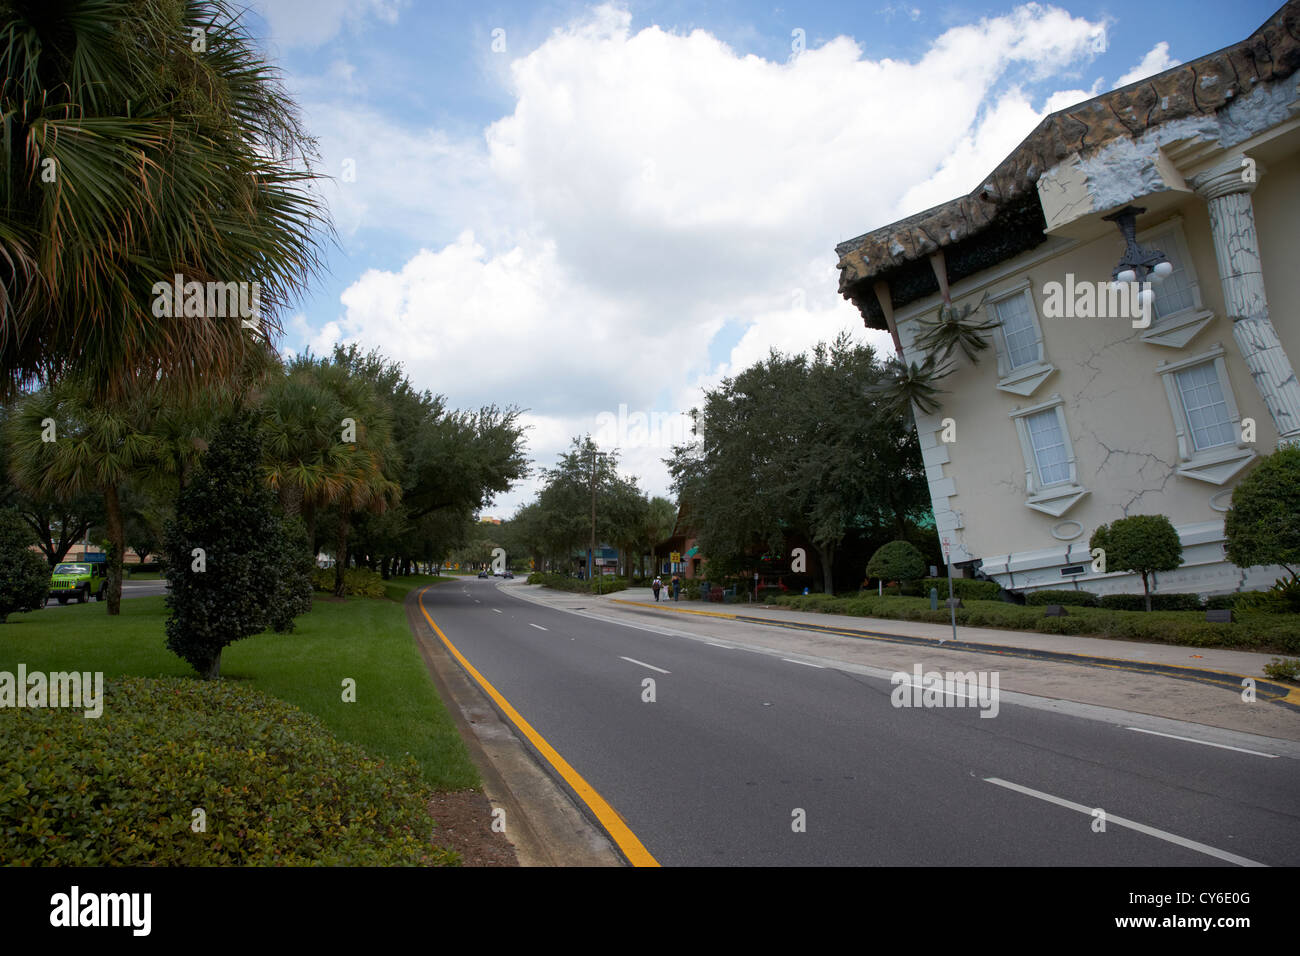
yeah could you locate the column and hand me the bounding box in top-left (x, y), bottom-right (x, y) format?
top-left (1193, 159), bottom-right (1300, 447)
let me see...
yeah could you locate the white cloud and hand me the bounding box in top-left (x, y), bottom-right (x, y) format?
top-left (1114, 41), bottom-right (1181, 89)
top-left (301, 2), bottom-right (1111, 511)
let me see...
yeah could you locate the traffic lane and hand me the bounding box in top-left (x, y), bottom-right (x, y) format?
top-left (424, 584), bottom-right (1298, 865)
top-left (485, 580), bottom-right (1300, 836)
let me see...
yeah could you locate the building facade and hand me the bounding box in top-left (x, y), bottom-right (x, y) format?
top-left (835, 3), bottom-right (1300, 597)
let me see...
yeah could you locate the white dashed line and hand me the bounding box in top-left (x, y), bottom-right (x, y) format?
top-left (619, 656), bottom-right (670, 674)
top-left (983, 777), bottom-right (1267, 867)
top-left (529, 623), bottom-right (547, 631)
top-left (782, 658), bottom-right (825, 669)
top-left (1124, 726), bottom-right (1279, 758)
top-left (492, 608), bottom-right (502, 614)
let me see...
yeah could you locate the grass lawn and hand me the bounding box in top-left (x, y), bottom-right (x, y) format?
top-left (0, 575), bottom-right (478, 790)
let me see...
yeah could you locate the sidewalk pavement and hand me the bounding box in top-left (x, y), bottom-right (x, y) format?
top-left (500, 581), bottom-right (1300, 743)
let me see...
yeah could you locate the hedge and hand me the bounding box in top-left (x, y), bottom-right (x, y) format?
top-left (1026, 589), bottom-right (1099, 607)
top-left (892, 578), bottom-right (1002, 601)
top-left (768, 593), bottom-right (1299, 654)
top-left (1097, 592), bottom-right (1204, 612)
top-left (0, 677), bottom-right (459, 866)
top-left (526, 572), bottom-right (629, 594)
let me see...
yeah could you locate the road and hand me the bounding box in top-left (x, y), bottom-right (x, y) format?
top-left (43, 578), bottom-right (168, 608)
top-left (421, 578), bottom-right (1300, 866)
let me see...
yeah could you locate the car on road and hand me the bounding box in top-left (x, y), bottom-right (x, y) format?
top-left (48, 562), bottom-right (108, 604)
top-left (503, 571), bottom-right (514, 579)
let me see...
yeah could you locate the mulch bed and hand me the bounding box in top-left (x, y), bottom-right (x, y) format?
top-left (427, 790), bottom-right (520, 866)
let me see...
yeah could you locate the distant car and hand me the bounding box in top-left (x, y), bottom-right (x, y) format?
top-left (503, 571), bottom-right (514, 579)
top-left (48, 562), bottom-right (108, 604)
top-left (477, 570), bottom-right (489, 579)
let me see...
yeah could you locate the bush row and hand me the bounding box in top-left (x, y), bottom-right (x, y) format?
top-left (526, 572), bottom-right (629, 594)
top-left (1024, 590), bottom-right (1285, 612)
top-left (882, 578), bottom-right (1002, 601)
top-left (0, 677), bottom-right (459, 866)
top-left (768, 593), bottom-right (1300, 655)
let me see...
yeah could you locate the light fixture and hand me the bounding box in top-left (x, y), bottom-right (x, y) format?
top-left (1103, 205), bottom-right (1172, 286)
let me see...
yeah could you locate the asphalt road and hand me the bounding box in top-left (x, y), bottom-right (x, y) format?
top-left (423, 578), bottom-right (1300, 866)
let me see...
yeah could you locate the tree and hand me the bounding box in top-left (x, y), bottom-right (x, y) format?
top-left (6, 381), bottom-right (158, 613)
top-left (0, 0), bottom-right (329, 401)
top-left (866, 540), bottom-right (926, 585)
top-left (669, 334), bottom-right (928, 593)
top-left (1224, 447), bottom-right (1300, 581)
top-left (0, 508), bottom-right (50, 622)
top-left (1090, 515), bottom-right (1184, 611)
top-left (163, 415), bottom-right (311, 679)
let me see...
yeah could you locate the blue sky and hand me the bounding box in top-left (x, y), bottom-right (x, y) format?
top-left (243, 0), bottom-right (1282, 516)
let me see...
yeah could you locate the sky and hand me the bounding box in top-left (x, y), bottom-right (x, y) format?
top-left (242, 0), bottom-right (1282, 519)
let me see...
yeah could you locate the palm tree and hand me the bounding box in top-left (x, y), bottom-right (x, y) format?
top-left (0, 0), bottom-right (330, 400)
top-left (871, 354), bottom-right (954, 418)
top-left (911, 295), bottom-right (998, 365)
top-left (6, 380), bottom-right (158, 613)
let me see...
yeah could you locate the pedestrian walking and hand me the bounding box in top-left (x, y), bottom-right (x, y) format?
top-left (652, 576), bottom-right (662, 601)
top-left (671, 572), bottom-right (681, 601)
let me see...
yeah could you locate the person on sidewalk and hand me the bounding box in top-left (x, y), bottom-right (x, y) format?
top-left (652, 576), bottom-right (663, 601)
top-left (671, 573), bottom-right (681, 601)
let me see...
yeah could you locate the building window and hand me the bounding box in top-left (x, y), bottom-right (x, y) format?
top-left (1026, 410), bottom-right (1071, 486)
top-left (988, 280), bottom-right (1056, 396)
top-left (1157, 344), bottom-right (1256, 484)
top-left (1137, 218), bottom-right (1215, 348)
top-left (1009, 394), bottom-right (1088, 516)
top-left (1175, 363), bottom-right (1235, 451)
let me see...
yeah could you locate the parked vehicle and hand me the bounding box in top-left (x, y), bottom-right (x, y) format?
top-left (48, 562), bottom-right (108, 604)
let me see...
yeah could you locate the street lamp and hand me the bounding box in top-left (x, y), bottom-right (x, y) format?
top-left (1103, 205), bottom-right (1172, 318)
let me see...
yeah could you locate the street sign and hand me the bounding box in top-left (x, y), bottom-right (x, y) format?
top-left (670, 551), bottom-right (680, 563)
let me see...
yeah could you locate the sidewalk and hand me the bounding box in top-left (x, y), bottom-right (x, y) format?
top-left (501, 580), bottom-right (1300, 743)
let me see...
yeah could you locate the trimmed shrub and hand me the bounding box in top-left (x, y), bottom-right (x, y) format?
top-left (903, 578), bottom-right (1002, 601)
top-left (1224, 446), bottom-right (1300, 577)
top-left (866, 540), bottom-right (926, 583)
top-left (1026, 589), bottom-right (1099, 607)
top-left (0, 677), bottom-right (459, 866)
top-left (1090, 515), bottom-right (1184, 611)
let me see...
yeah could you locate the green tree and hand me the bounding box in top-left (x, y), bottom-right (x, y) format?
top-left (1224, 447), bottom-right (1300, 581)
top-left (0, 0), bottom-right (329, 400)
top-left (0, 508), bottom-right (50, 622)
top-left (163, 415), bottom-right (311, 679)
top-left (1090, 515), bottom-right (1184, 612)
top-left (6, 382), bottom-right (158, 613)
top-left (866, 540), bottom-right (926, 585)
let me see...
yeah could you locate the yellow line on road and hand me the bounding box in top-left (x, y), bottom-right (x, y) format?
top-left (418, 588), bottom-right (659, 867)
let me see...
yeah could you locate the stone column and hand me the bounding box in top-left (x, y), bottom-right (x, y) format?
top-left (1193, 160), bottom-right (1300, 447)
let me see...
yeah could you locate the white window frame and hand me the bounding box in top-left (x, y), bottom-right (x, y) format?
top-left (1009, 393), bottom-right (1089, 516)
top-left (1156, 344), bottom-right (1257, 484)
top-left (988, 278), bottom-right (1056, 396)
top-left (1137, 216), bottom-right (1215, 348)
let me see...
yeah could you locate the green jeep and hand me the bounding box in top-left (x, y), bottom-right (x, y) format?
top-left (48, 562), bottom-right (108, 604)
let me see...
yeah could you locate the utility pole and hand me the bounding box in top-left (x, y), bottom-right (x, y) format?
top-left (590, 443), bottom-right (599, 595)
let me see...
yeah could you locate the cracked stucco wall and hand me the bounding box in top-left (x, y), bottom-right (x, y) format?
top-left (897, 171), bottom-right (1297, 593)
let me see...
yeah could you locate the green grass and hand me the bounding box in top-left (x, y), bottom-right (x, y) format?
top-left (0, 574), bottom-right (478, 790)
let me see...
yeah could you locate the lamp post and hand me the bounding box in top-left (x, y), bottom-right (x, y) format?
top-left (1103, 205), bottom-right (1173, 320)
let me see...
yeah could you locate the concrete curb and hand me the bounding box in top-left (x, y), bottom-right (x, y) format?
top-left (405, 586), bottom-right (623, 867)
